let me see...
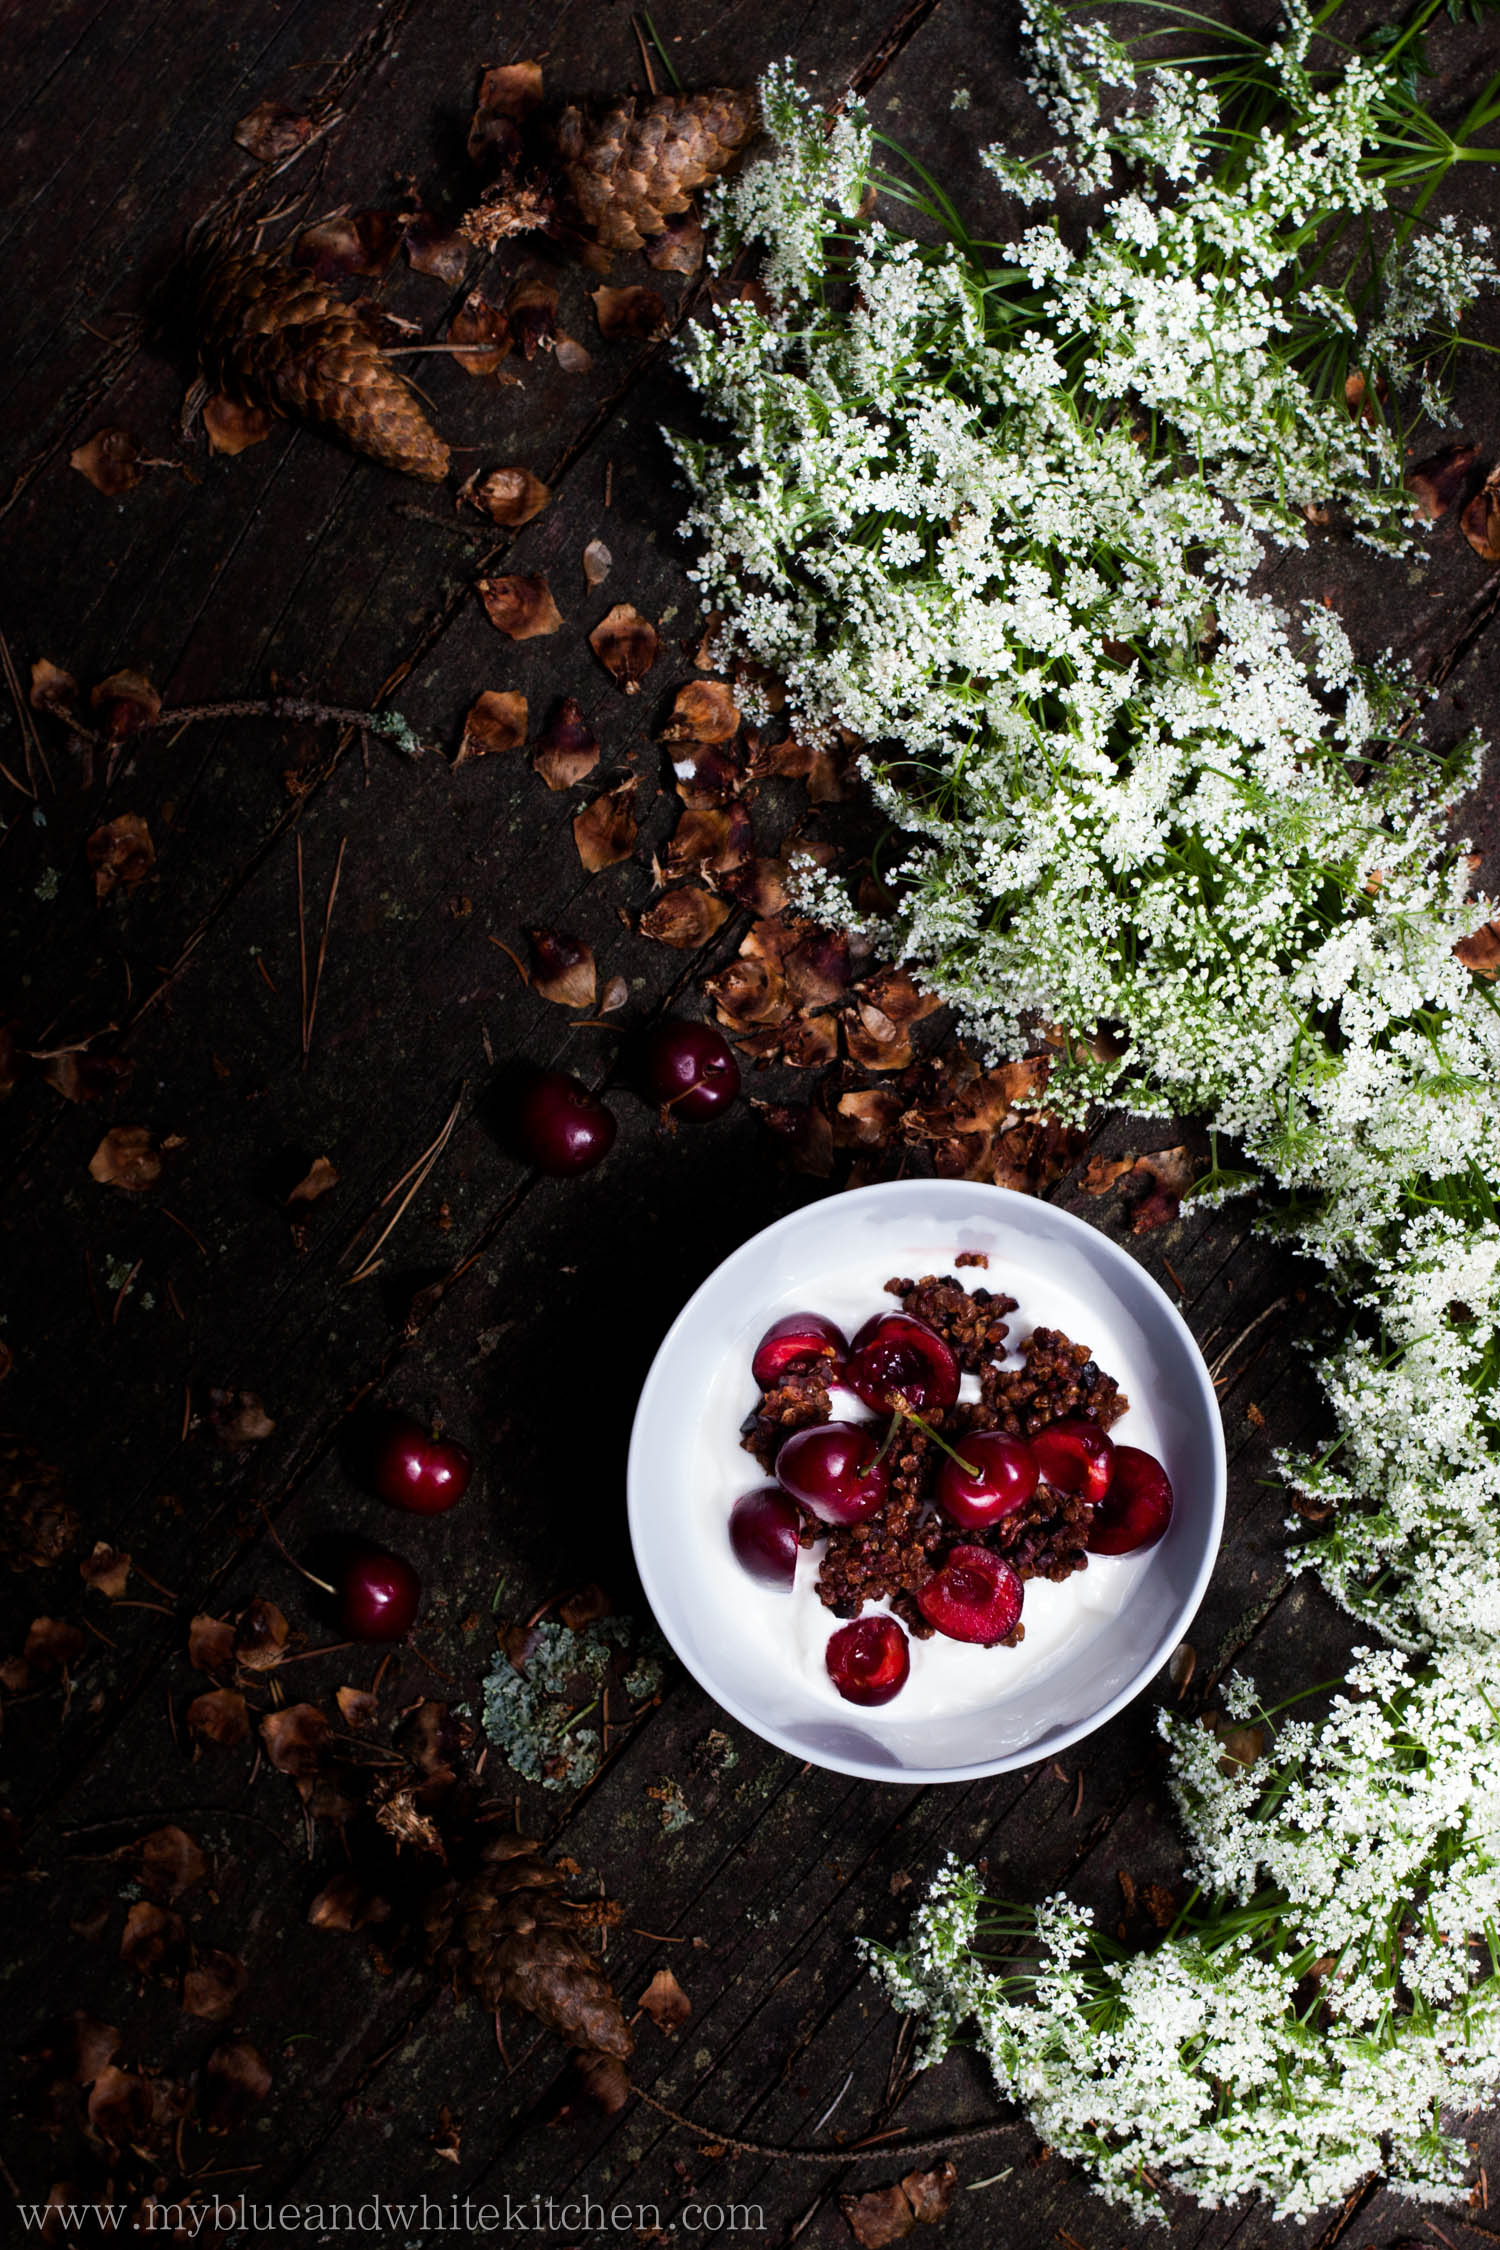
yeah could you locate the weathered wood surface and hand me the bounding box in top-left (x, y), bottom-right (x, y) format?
top-left (3, 1), bottom-right (1500, 2245)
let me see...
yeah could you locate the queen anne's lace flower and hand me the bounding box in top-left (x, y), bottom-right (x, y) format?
top-left (678, 3), bottom-right (1500, 2225)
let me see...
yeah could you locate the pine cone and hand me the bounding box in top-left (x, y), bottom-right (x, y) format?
top-left (0, 1434), bottom-right (77, 1570)
top-left (557, 89), bottom-right (758, 252)
top-left (194, 246), bottom-right (449, 482)
top-left (457, 1835), bottom-right (632, 2060)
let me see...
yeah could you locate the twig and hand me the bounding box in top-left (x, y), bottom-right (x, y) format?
top-left (343, 1088), bottom-right (464, 1285)
top-left (1206, 1296), bottom-right (1292, 1385)
top-left (303, 834), bottom-right (347, 1061)
top-left (632, 12), bottom-right (660, 94)
top-left (60, 695), bottom-right (430, 759)
top-left (0, 631), bottom-right (47, 794)
top-left (296, 835), bottom-right (309, 1058)
top-left (630, 2084), bottom-right (1024, 2166)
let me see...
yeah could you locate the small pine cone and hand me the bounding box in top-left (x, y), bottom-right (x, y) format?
top-left (0, 1433), bottom-right (77, 1570)
top-left (557, 88), bottom-right (758, 253)
top-left (195, 247), bottom-right (449, 482)
top-left (457, 1835), bottom-right (633, 2060)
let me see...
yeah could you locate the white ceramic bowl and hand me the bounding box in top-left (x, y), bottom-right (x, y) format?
top-left (627, 1178), bottom-right (1225, 1781)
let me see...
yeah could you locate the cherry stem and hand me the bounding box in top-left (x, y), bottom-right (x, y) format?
top-left (890, 1398), bottom-right (980, 1480)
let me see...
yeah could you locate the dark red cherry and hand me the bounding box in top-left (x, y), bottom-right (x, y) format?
top-left (340, 1549), bottom-right (421, 1641)
top-left (825, 1615), bottom-right (909, 1706)
top-left (1088, 1446), bottom-right (1173, 1555)
top-left (373, 1417), bottom-right (472, 1514)
top-left (514, 1068), bottom-right (617, 1176)
top-left (916, 1545), bottom-right (1023, 1645)
top-left (1033, 1418), bottom-right (1115, 1505)
top-left (751, 1311), bottom-right (848, 1388)
top-left (729, 1487), bottom-right (802, 1587)
top-left (936, 1430), bottom-right (1038, 1529)
top-left (844, 1313), bottom-right (959, 1415)
top-left (776, 1422), bottom-right (888, 1525)
top-left (639, 1018), bottom-right (741, 1121)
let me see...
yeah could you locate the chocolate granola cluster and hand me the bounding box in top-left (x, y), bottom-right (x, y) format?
top-left (740, 1271), bottom-right (1129, 1646)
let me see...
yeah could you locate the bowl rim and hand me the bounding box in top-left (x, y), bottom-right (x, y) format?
top-left (626, 1177), bottom-right (1227, 1782)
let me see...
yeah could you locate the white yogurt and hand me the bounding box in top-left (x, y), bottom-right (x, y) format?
top-left (698, 1259), bottom-right (1161, 1725)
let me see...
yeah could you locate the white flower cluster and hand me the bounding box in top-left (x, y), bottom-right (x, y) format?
top-left (677, 1), bottom-right (1500, 2224)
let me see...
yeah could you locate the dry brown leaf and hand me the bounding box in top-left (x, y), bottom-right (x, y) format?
top-left (599, 974), bottom-right (628, 1013)
top-left (835, 1089), bottom-right (904, 1146)
top-left (89, 1125), bottom-right (160, 1192)
top-left (208, 1389), bottom-right (275, 1445)
top-left (639, 886), bottom-right (729, 948)
top-left (30, 659), bottom-right (79, 719)
top-left (135, 1825), bottom-right (209, 1900)
top-left (582, 538), bottom-right (612, 588)
top-left (286, 1155), bottom-right (338, 1205)
top-left (844, 998), bottom-right (912, 1073)
top-left (308, 1872), bottom-right (391, 1931)
top-left (90, 669), bottom-right (161, 737)
top-left (661, 678), bottom-right (740, 745)
top-left (837, 2187), bottom-right (914, 2249)
top-left (900, 2164), bottom-right (957, 2223)
top-left (528, 930), bottom-right (596, 1009)
top-left (1407, 442), bottom-right (1480, 520)
top-left (754, 1100), bottom-right (833, 1176)
top-left (232, 1597), bottom-right (289, 1673)
top-left (554, 332), bottom-right (594, 374)
top-left (1080, 1152), bottom-right (1136, 1196)
top-left (592, 284), bottom-right (668, 340)
top-left (200, 2039), bottom-right (272, 2132)
top-left (573, 776), bottom-right (638, 871)
top-left (993, 1115), bottom-right (1086, 1197)
top-left (336, 1684), bottom-right (379, 1728)
top-left (294, 210), bottom-right (400, 281)
top-left (87, 812), bottom-right (154, 900)
top-left (1456, 917), bottom-right (1500, 977)
top-left (79, 1541), bottom-right (131, 1599)
top-left (233, 99), bottom-right (313, 163)
top-left (590, 603), bottom-right (658, 692)
top-left (182, 1949), bottom-right (248, 2022)
top-left (404, 212), bottom-right (470, 284)
top-left (121, 1900), bottom-right (186, 1979)
top-left (70, 428), bottom-right (142, 497)
top-left (260, 1703), bottom-right (330, 1779)
top-left (665, 803), bottom-right (750, 879)
top-left (186, 1688), bottom-right (250, 1748)
top-left (457, 689), bottom-right (528, 762)
top-left (479, 573), bottom-right (562, 639)
top-left (1130, 1143), bottom-right (1198, 1234)
top-left (188, 1616), bottom-right (235, 1672)
top-left (532, 696), bottom-right (600, 791)
top-left (468, 59), bottom-right (545, 175)
top-left (508, 272), bottom-right (558, 358)
top-left (25, 1616), bottom-right (86, 1673)
top-left (42, 1048), bottom-right (132, 1105)
top-left (638, 1966), bottom-right (691, 2030)
top-left (448, 290), bottom-right (511, 376)
top-left (1462, 465), bottom-right (1500, 564)
top-left (203, 393), bottom-right (274, 455)
top-left (459, 465), bottom-right (551, 525)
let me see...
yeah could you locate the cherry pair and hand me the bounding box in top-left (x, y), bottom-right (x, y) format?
top-left (514, 1021), bottom-right (741, 1178)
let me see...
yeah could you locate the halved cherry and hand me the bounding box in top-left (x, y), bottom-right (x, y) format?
top-left (1032, 1418), bottom-right (1114, 1505)
top-left (776, 1422), bottom-right (888, 1525)
top-left (936, 1430), bottom-right (1039, 1530)
top-left (916, 1545), bottom-right (1023, 1645)
top-left (729, 1487), bottom-right (802, 1588)
top-left (751, 1312), bottom-right (847, 1389)
top-left (844, 1313), bottom-right (959, 1415)
top-left (1088, 1446), bottom-right (1173, 1554)
top-left (826, 1615), bottom-right (909, 1706)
